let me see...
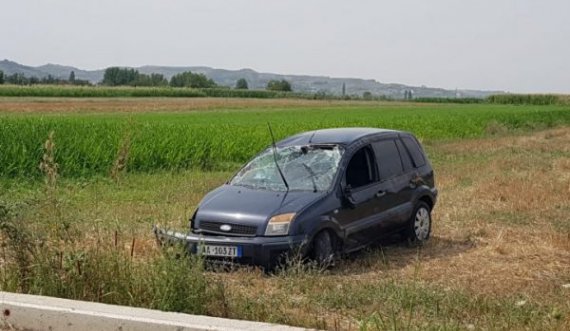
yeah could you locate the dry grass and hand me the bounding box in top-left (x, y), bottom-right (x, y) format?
top-left (426, 128), bottom-right (570, 294)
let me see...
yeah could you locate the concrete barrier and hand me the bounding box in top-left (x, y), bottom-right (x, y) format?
top-left (1, 292), bottom-right (311, 331)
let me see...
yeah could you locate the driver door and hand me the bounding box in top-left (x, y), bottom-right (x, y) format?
top-left (335, 145), bottom-right (386, 247)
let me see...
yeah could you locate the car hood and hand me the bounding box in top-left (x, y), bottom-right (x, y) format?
top-left (195, 184), bottom-right (323, 232)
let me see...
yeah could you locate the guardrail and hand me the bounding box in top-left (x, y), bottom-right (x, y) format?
top-left (1, 291), bottom-right (311, 331)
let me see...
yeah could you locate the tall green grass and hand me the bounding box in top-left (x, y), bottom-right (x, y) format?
top-left (0, 84), bottom-right (382, 100)
top-left (0, 195), bottom-right (211, 314)
top-left (487, 94), bottom-right (562, 105)
top-left (414, 97), bottom-right (485, 104)
top-left (0, 84), bottom-right (209, 98)
top-left (0, 103), bottom-right (569, 178)
top-left (0, 85), bottom-right (306, 99)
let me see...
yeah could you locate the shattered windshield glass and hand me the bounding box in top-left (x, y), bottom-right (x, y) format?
top-left (230, 145), bottom-right (344, 192)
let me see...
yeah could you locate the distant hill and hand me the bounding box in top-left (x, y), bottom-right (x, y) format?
top-left (0, 59), bottom-right (502, 98)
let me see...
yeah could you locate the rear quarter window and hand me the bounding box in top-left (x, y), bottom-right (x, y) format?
top-left (395, 139), bottom-right (413, 171)
top-left (401, 136), bottom-right (426, 168)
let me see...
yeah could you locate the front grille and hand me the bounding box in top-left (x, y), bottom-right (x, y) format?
top-left (198, 221), bottom-right (258, 236)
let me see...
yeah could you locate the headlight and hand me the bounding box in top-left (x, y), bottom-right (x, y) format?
top-left (265, 213), bottom-right (296, 236)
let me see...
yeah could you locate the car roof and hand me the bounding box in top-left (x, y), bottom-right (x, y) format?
top-left (276, 127), bottom-right (403, 147)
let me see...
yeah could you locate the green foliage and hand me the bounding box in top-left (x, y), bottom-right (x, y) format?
top-left (403, 89), bottom-right (414, 100)
top-left (68, 71), bottom-right (75, 83)
top-left (3, 73), bottom-right (91, 86)
top-left (101, 67), bottom-right (167, 87)
top-left (199, 87), bottom-right (291, 98)
top-left (0, 70), bottom-right (4, 84)
top-left (5, 73), bottom-right (32, 85)
top-left (266, 79), bottom-right (292, 92)
top-left (487, 94), bottom-right (560, 105)
top-left (1, 103), bottom-right (569, 178)
top-left (132, 73), bottom-right (168, 87)
top-left (363, 91), bottom-right (373, 100)
top-left (235, 78), bottom-right (248, 89)
top-left (102, 67), bottom-right (139, 86)
top-left (414, 97), bottom-right (485, 104)
top-left (0, 200), bottom-right (210, 314)
top-left (0, 85), bottom-right (206, 97)
top-left (170, 71), bottom-right (217, 88)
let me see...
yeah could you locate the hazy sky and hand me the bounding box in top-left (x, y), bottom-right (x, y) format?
top-left (2, 0), bottom-right (569, 93)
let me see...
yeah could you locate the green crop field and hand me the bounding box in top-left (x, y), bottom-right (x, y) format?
top-left (1, 101), bottom-right (569, 178)
top-left (1, 98), bottom-right (569, 330)
top-left (0, 84), bottom-right (306, 99)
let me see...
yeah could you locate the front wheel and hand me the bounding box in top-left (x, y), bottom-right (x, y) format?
top-left (312, 230), bottom-right (336, 267)
top-left (405, 202), bottom-right (432, 246)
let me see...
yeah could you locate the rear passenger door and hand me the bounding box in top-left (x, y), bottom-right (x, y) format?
top-left (400, 135), bottom-right (434, 188)
top-left (371, 139), bottom-right (414, 232)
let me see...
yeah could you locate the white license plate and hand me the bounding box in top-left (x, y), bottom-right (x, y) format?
top-left (201, 245), bottom-right (241, 257)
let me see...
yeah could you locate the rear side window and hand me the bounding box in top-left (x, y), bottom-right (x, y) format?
top-left (402, 136), bottom-right (426, 167)
top-left (373, 139), bottom-right (403, 180)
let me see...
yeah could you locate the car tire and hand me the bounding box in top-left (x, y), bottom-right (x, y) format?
top-left (312, 230), bottom-right (335, 267)
top-left (405, 202), bottom-right (432, 246)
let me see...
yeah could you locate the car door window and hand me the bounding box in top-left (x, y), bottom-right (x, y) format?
top-left (402, 136), bottom-right (426, 168)
top-left (345, 146), bottom-right (376, 188)
top-left (373, 139), bottom-right (404, 180)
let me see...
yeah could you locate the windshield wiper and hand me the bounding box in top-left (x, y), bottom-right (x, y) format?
top-left (268, 123), bottom-right (289, 192)
top-left (301, 163), bottom-right (318, 193)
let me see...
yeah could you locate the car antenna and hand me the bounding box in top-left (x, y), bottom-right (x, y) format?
top-left (268, 123), bottom-right (289, 192)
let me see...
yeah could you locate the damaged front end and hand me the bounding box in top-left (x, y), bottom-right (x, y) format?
top-left (153, 224), bottom-right (193, 247)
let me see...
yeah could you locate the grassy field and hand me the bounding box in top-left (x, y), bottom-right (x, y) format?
top-left (1, 98), bottom-right (569, 330)
top-left (1, 97), bottom-right (569, 178)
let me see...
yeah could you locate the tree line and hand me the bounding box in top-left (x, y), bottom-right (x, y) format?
top-left (0, 70), bottom-right (90, 86)
top-left (0, 68), bottom-right (294, 92)
top-left (102, 67), bottom-right (292, 91)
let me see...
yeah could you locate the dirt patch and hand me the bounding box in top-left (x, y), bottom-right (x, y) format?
top-left (0, 97), bottom-right (405, 114)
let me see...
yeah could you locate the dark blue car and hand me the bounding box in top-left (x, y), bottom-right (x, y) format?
top-left (156, 128), bottom-right (437, 268)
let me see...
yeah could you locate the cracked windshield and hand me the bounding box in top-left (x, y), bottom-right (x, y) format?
top-left (230, 145), bottom-right (343, 192)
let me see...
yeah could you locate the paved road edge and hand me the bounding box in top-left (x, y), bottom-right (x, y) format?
top-left (1, 291), bottom-right (312, 331)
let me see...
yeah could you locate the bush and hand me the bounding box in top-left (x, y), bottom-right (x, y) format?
top-left (170, 71), bottom-right (217, 88)
top-left (266, 79), bottom-right (292, 92)
top-left (235, 78), bottom-right (248, 90)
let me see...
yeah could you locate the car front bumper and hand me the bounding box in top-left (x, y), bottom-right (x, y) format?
top-left (153, 226), bottom-right (307, 268)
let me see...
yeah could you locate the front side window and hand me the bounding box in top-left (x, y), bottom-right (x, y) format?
top-left (345, 146), bottom-right (376, 189)
top-left (230, 145), bottom-right (344, 192)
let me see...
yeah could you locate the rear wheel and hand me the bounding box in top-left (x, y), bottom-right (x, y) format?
top-left (312, 230), bottom-right (335, 267)
top-left (405, 202), bottom-right (432, 246)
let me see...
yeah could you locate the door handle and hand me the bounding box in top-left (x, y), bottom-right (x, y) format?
top-left (375, 190), bottom-right (386, 198)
